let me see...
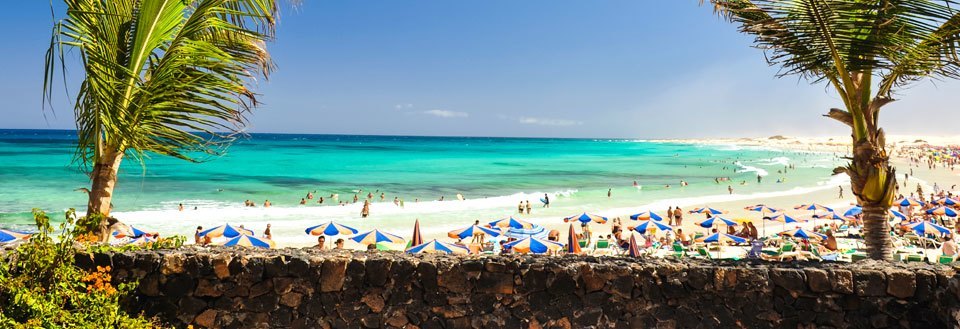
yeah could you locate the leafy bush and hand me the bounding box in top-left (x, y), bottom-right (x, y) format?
top-left (0, 209), bottom-right (159, 328)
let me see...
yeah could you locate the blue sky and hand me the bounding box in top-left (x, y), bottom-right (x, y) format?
top-left (2, 0), bottom-right (957, 138)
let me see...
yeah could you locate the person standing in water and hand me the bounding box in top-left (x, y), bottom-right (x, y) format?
top-left (607, 189), bottom-right (612, 198)
top-left (757, 174), bottom-right (763, 183)
top-left (728, 185), bottom-right (733, 195)
top-left (264, 200), bottom-right (271, 207)
top-left (543, 194), bottom-right (550, 208)
top-left (518, 201), bottom-right (524, 214)
top-left (361, 200), bottom-right (371, 218)
top-left (525, 200), bottom-right (532, 215)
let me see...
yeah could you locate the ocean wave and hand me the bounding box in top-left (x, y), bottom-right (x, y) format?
top-left (733, 161), bottom-right (769, 176)
top-left (758, 156), bottom-right (791, 166)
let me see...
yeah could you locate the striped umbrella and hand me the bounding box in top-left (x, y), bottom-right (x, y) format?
top-left (563, 213), bottom-right (608, 224)
top-left (696, 216), bottom-right (738, 228)
top-left (814, 212), bottom-right (847, 221)
top-left (503, 237), bottom-right (564, 254)
top-left (842, 206), bottom-right (908, 221)
top-left (745, 204), bottom-right (781, 213)
top-left (221, 235), bottom-right (274, 249)
top-left (926, 206), bottom-right (959, 217)
top-left (304, 221), bottom-right (359, 236)
top-left (112, 226), bottom-right (154, 239)
top-left (629, 211), bottom-right (663, 221)
top-left (696, 233), bottom-right (746, 259)
top-left (903, 221), bottom-right (951, 235)
top-left (697, 232), bottom-right (747, 244)
top-left (410, 219), bottom-right (424, 247)
top-left (0, 229), bottom-right (31, 243)
top-left (934, 197), bottom-right (959, 206)
top-left (126, 235), bottom-right (156, 245)
top-left (447, 225), bottom-right (502, 239)
top-left (351, 229), bottom-right (406, 245)
top-left (746, 204), bottom-right (780, 237)
top-left (895, 197), bottom-right (925, 207)
top-left (626, 234), bottom-right (642, 257)
top-left (566, 224), bottom-right (581, 254)
top-left (198, 224), bottom-right (254, 238)
top-left (779, 228), bottom-right (827, 240)
top-left (629, 220), bottom-right (673, 233)
top-left (406, 239), bottom-right (470, 255)
top-left (795, 204), bottom-right (834, 212)
top-left (488, 217), bottom-right (533, 229)
top-left (689, 207), bottom-right (726, 215)
top-left (767, 213), bottom-right (802, 224)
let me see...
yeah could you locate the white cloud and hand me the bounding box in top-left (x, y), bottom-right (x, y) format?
top-left (517, 116), bottom-right (582, 126)
top-left (422, 109), bottom-right (469, 118)
top-left (394, 104), bottom-right (414, 110)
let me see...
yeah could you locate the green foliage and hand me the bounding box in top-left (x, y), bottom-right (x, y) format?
top-left (0, 209), bottom-right (157, 328)
top-left (87, 235), bottom-right (186, 254)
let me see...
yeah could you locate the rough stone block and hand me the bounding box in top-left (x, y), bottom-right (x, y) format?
top-left (886, 270), bottom-right (916, 299)
top-left (854, 270), bottom-right (886, 297)
top-left (320, 259), bottom-right (348, 292)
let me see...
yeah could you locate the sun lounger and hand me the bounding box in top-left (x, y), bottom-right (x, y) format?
top-left (593, 240), bottom-right (612, 255)
top-left (939, 255), bottom-right (957, 265)
top-left (905, 254), bottom-right (925, 263)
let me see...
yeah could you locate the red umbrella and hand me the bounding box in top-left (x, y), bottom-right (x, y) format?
top-left (411, 219), bottom-right (424, 247)
top-left (566, 224), bottom-right (581, 254)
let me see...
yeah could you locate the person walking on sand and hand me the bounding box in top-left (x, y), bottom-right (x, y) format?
top-left (525, 200), bottom-right (532, 214)
top-left (543, 194), bottom-right (550, 208)
top-left (667, 206), bottom-right (674, 226)
top-left (263, 224), bottom-right (272, 240)
top-left (838, 186), bottom-right (844, 199)
top-left (728, 185), bottom-right (733, 195)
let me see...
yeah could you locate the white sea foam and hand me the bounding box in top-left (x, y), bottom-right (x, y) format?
top-left (759, 156), bottom-right (791, 167)
top-left (733, 161), bottom-right (769, 176)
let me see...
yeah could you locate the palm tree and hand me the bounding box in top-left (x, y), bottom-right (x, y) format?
top-left (703, 0), bottom-right (960, 260)
top-left (44, 0), bottom-right (278, 240)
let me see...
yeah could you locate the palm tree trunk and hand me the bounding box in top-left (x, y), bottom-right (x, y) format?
top-left (860, 204), bottom-right (893, 260)
top-left (86, 150), bottom-right (124, 241)
top-left (848, 138), bottom-right (897, 261)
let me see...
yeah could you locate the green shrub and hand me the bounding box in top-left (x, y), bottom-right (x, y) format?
top-left (0, 209), bottom-right (159, 328)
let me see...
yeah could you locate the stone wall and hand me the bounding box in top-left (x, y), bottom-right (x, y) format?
top-left (77, 247), bottom-right (960, 328)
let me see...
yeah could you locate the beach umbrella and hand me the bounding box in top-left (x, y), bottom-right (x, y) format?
top-left (926, 206), bottom-right (959, 217)
top-left (503, 237), bottom-right (564, 254)
top-left (406, 239), bottom-right (470, 255)
top-left (304, 221), bottom-right (359, 236)
top-left (841, 206), bottom-right (907, 221)
top-left (563, 213), bottom-right (608, 224)
top-left (629, 220), bottom-right (673, 233)
top-left (794, 204), bottom-right (834, 212)
top-left (221, 234), bottom-right (274, 249)
top-left (629, 211), bottom-right (663, 221)
top-left (351, 229), bottom-right (406, 245)
top-left (198, 224), bottom-right (253, 238)
top-left (895, 197), bottom-right (925, 207)
top-left (767, 213), bottom-right (802, 223)
top-left (410, 219), bottom-right (424, 247)
top-left (815, 212), bottom-right (847, 221)
top-left (447, 225), bottom-right (502, 239)
top-left (746, 204), bottom-right (780, 237)
top-left (903, 221), bottom-right (951, 236)
top-left (779, 228), bottom-right (827, 240)
top-left (934, 197), bottom-right (959, 206)
top-left (696, 233), bottom-right (746, 259)
top-left (0, 229), bottom-right (31, 243)
top-left (626, 234), bottom-right (642, 257)
top-left (696, 216), bottom-right (738, 229)
top-left (566, 224), bottom-right (581, 254)
top-left (503, 225), bottom-right (548, 239)
top-left (689, 207), bottom-right (726, 215)
top-left (745, 204), bottom-right (781, 213)
top-left (488, 217), bottom-right (533, 229)
top-left (126, 235), bottom-right (156, 245)
top-left (112, 226), bottom-right (154, 239)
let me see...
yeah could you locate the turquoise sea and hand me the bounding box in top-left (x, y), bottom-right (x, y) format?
top-left (0, 129), bottom-right (845, 246)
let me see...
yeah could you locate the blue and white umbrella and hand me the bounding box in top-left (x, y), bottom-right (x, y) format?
top-left (629, 211), bottom-right (663, 221)
top-left (842, 206), bottom-right (908, 221)
top-left (221, 234), bottom-right (274, 249)
top-left (689, 207), bottom-right (726, 215)
top-left (927, 206), bottom-right (958, 217)
top-left (447, 225), bottom-right (502, 239)
top-left (903, 221), bottom-right (951, 236)
top-left (406, 239), bottom-right (470, 255)
top-left (696, 216), bottom-right (738, 228)
top-left (895, 198), bottom-right (925, 207)
top-left (563, 213), bottom-right (608, 224)
top-left (630, 220), bottom-right (673, 233)
top-left (305, 222), bottom-right (359, 236)
top-left (934, 197), bottom-right (959, 206)
top-left (503, 237), bottom-right (564, 254)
